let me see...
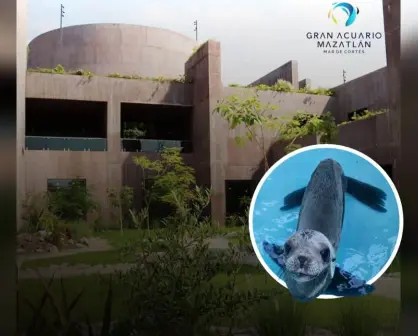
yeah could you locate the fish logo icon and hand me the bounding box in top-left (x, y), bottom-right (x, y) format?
top-left (328, 2), bottom-right (360, 27)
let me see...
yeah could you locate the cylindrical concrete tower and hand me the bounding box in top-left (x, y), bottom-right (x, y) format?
top-left (28, 24), bottom-right (198, 78)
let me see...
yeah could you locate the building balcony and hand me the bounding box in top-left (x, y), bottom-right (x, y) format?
top-left (25, 136), bottom-right (107, 151)
top-left (121, 138), bottom-right (192, 153)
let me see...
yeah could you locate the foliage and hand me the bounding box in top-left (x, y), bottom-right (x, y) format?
top-left (337, 299), bottom-right (382, 336)
top-left (27, 66), bottom-right (189, 83)
top-left (48, 180), bottom-right (97, 221)
top-left (107, 72), bottom-right (190, 83)
top-left (21, 192), bottom-right (48, 232)
top-left (340, 109), bottom-right (388, 125)
top-left (20, 274), bottom-right (114, 336)
top-left (113, 187), bottom-right (274, 336)
top-left (227, 79), bottom-right (334, 96)
top-left (132, 147), bottom-right (199, 228)
top-left (252, 294), bottom-right (307, 336)
top-left (122, 122), bottom-right (147, 139)
top-left (28, 64), bottom-right (94, 78)
top-left (188, 42), bottom-right (205, 60)
top-left (214, 93), bottom-right (339, 166)
top-left (20, 192), bottom-right (66, 236)
top-left (279, 111), bottom-right (338, 153)
top-left (107, 186), bottom-right (134, 233)
top-left (214, 92), bottom-right (281, 171)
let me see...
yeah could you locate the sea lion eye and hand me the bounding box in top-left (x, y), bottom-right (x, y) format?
top-left (320, 248), bottom-right (330, 262)
top-left (284, 242), bottom-right (291, 255)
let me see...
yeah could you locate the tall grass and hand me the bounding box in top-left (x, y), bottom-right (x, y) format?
top-left (252, 294), bottom-right (307, 336)
top-left (336, 299), bottom-right (382, 336)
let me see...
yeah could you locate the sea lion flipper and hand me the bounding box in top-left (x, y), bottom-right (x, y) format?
top-left (262, 241), bottom-right (285, 268)
top-left (344, 176), bottom-right (387, 213)
top-left (280, 187), bottom-right (307, 211)
top-left (324, 266), bottom-right (376, 297)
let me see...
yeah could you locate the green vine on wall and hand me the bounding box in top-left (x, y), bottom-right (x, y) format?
top-left (28, 64), bottom-right (95, 78)
top-left (187, 41), bottom-right (207, 61)
top-left (227, 79), bottom-right (334, 96)
top-left (339, 109), bottom-right (388, 125)
top-left (27, 65), bottom-right (192, 83)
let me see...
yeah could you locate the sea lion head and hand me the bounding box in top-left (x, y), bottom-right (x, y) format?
top-left (282, 229), bottom-right (336, 300)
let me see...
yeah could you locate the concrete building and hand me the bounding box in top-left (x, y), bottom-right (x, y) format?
top-left (19, 23), bottom-right (397, 227)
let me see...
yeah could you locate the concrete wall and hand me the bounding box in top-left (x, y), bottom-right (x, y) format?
top-left (298, 78), bottom-right (311, 89)
top-left (28, 24), bottom-right (198, 78)
top-left (22, 33), bottom-right (395, 227)
top-left (26, 73), bottom-right (193, 105)
top-left (382, 0), bottom-right (400, 189)
top-left (17, 0), bottom-right (27, 230)
top-left (331, 67), bottom-right (389, 123)
top-left (185, 41), bottom-right (225, 225)
top-left (267, 113), bottom-right (395, 169)
top-left (219, 87), bottom-right (336, 180)
top-left (337, 113), bottom-right (394, 165)
top-left (23, 73), bottom-right (195, 223)
top-left (248, 60), bottom-right (299, 89)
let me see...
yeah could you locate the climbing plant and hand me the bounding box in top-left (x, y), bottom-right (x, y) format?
top-left (279, 111), bottom-right (338, 153)
top-left (226, 79), bottom-right (334, 96)
top-left (214, 93), bottom-right (340, 164)
top-left (214, 92), bottom-right (281, 172)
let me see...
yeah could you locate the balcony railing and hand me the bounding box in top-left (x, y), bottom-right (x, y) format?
top-left (121, 139), bottom-right (192, 153)
top-left (25, 136), bottom-right (107, 151)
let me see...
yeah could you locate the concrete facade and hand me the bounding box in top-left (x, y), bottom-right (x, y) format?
top-left (19, 23), bottom-right (397, 228)
top-left (382, 0), bottom-right (400, 189)
top-left (249, 60), bottom-right (299, 88)
top-left (17, 0), bottom-right (26, 230)
top-left (298, 78), bottom-right (311, 89)
top-left (28, 24), bottom-right (198, 79)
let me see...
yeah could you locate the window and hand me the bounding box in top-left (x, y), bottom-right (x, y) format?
top-left (225, 180), bottom-right (256, 217)
top-left (47, 179), bottom-right (86, 192)
top-left (120, 103), bottom-right (193, 153)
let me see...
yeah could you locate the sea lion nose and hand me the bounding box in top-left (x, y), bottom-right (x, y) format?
top-left (298, 255), bottom-right (308, 267)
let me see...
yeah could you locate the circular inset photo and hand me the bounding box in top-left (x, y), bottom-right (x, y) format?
top-left (249, 144), bottom-right (403, 302)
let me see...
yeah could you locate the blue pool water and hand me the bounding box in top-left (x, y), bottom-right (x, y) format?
top-left (250, 147), bottom-right (401, 285)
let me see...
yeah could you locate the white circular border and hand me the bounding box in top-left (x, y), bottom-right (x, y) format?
top-left (249, 144), bottom-right (403, 300)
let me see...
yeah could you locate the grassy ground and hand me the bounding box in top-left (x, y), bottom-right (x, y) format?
top-left (21, 228), bottom-right (401, 276)
top-left (96, 227), bottom-right (238, 247)
top-left (18, 267), bottom-right (399, 331)
top-left (21, 227), bottom-right (241, 270)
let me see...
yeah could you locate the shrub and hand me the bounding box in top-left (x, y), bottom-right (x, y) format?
top-left (48, 180), bottom-right (97, 221)
top-left (252, 294), bottom-right (307, 336)
top-left (337, 299), bottom-right (382, 336)
top-left (113, 188), bottom-right (272, 335)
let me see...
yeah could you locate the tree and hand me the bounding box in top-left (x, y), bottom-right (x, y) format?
top-left (107, 186), bottom-right (134, 234)
top-left (214, 92), bottom-right (281, 172)
top-left (215, 92), bottom-right (339, 161)
top-left (132, 147), bottom-right (199, 229)
top-left (279, 111), bottom-right (338, 153)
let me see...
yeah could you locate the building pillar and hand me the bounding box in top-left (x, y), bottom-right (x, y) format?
top-left (185, 41), bottom-right (226, 226)
top-left (382, 0), bottom-right (400, 189)
top-left (104, 98), bottom-right (122, 223)
top-left (249, 60), bottom-right (299, 89)
top-left (17, 0), bottom-right (27, 231)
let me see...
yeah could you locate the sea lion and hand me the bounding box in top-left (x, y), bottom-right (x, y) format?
top-left (263, 158), bottom-right (387, 301)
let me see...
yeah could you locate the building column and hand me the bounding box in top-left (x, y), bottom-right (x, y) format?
top-left (185, 41), bottom-right (226, 226)
top-left (103, 98), bottom-right (122, 222)
top-left (382, 0), bottom-right (400, 189)
top-left (17, 0), bottom-right (27, 231)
